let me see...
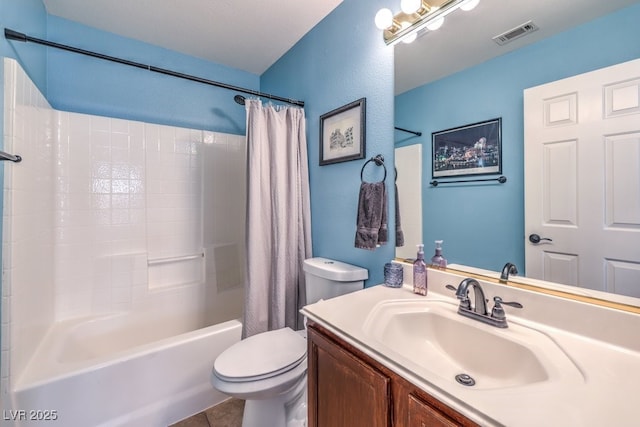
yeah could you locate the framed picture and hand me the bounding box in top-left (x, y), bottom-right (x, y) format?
top-left (319, 98), bottom-right (366, 165)
top-left (432, 118), bottom-right (502, 178)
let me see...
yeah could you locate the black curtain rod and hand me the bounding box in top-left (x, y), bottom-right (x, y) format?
top-left (395, 126), bottom-right (422, 136)
top-left (4, 28), bottom-right (305, 107)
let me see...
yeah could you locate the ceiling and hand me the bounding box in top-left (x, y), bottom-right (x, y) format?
top-left (43, 0), bottom-right (639, 94)
top-left (42, 0), bottom-right (344, 76)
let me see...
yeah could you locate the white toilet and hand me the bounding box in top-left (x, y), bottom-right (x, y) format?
top-left (211, 257), bottom-right (368, 427)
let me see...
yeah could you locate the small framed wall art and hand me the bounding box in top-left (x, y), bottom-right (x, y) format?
top-left (319, 98), bottom-right (366, 165)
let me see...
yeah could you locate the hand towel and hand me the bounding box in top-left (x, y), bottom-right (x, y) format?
top-left (355, 181), bottom-right (388, 250)
top-left (395, 183), bottom-right (404, 247)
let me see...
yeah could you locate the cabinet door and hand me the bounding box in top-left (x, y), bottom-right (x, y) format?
top-left (408, 393), bottom-right (461, 427)
top-left (308, 326), bottom-right (391, 427)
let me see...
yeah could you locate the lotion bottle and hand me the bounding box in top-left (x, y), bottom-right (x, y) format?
top-left (430, 240), bottom-right (447, 268)
top-left (413, 244), bottom-right (427, 295)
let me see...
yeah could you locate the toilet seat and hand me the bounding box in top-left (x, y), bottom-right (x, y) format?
top-left (214, 327), bottom-right (306, 383)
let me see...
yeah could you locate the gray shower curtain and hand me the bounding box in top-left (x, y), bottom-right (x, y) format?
top-left (242, 99), bottom-right (312, 338)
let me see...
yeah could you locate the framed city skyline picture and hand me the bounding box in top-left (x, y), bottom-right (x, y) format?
top-left (432, 118), bottom-right (502, 178)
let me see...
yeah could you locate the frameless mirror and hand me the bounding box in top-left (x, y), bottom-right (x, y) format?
top-left (392, 0), bottom-right (640, 310)
top-left (394, 144), bottom-right (422, 260)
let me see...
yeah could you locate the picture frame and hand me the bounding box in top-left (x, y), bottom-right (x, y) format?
top-left (319, 98), bottom-right (366, 165)
top-left (432, 118), bottom-right (502, 179)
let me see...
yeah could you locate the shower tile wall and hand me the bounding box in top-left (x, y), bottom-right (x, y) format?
top-left (2, 59), bottom-right (55, 395)
top-left (146, 124), bottom-right (203, 289)
top-left (1, 59), bottom-right (245, 394)
top-left (54, 113), bottom-right (149, 316)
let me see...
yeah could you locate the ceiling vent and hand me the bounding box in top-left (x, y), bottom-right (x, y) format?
top-left (492, 21), bottom-right (538, 46)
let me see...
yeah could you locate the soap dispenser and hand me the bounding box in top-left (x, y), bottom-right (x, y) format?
top-left (413, 244), bottom-right (427, 295)
top-left (430, 240), bottom-right (447, 268)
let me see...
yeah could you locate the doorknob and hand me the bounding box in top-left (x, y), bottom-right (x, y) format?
top-left (529, 234), bottom-right (552, 244)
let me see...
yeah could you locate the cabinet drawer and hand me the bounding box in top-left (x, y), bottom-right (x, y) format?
top-left (408, 393), bottom-right (461, 427)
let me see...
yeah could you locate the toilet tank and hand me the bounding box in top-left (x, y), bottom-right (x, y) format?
top-left (303, 257), bottom-right (368, 305)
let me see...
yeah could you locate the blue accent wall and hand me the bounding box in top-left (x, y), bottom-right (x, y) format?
top-left (45, 15), bottom-right (258, 134)
top-left (0, 0), bottom-right (48, 91)
top-left (395, 4), bottom-right (640, 274)
top-left (261, 0), bottom-right (395, 287)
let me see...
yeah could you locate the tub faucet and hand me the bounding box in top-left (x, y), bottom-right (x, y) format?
top-left (452, 278), bottom-right (523, 328)
top-left (500, 262), bottom-right (518, 282)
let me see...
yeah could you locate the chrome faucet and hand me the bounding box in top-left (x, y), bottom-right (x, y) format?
top-left (450, 278), bottom-right (523, 328)
top-left (500, 262), bottom-right (518, 282)
top-left (455, 278), bottom-right (488, 315)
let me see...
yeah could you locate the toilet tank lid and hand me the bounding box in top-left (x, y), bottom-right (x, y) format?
top-left (303, 257), bottom-right (368, 281)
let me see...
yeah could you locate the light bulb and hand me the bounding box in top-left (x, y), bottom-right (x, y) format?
top-left (375, 8), bottom-right (393, 30)
top-left (400, 0), bottom-right (422, 14)
top-left (402, 32), bottom-right (417, 44)
top-left (426, 16), bottom-right (444, 31)
top-left (460, 0), bottom-right (480, 11)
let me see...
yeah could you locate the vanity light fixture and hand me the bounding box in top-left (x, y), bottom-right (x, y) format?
top-left (375, 0), bottom-right (480, 45)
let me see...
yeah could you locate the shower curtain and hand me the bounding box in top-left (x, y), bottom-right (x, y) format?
top-left (243, 99), bottom-right (312, 338)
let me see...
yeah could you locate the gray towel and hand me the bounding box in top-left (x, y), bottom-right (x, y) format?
top-left (395, 183), bottom-right (404, 247)
top-left (355, 181), bottom-right (388, 250)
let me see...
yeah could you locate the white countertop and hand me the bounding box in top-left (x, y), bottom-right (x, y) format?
top-left (300, 268), bottom-right (640, 427)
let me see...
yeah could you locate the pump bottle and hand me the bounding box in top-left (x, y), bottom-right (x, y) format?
top-left (431, 240), bottom-right (447, 268)
top-left (413, 244), bottom-right (427, 295)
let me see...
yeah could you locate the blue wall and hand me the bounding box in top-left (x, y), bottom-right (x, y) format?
top-left (47, 16), bottom-right (260, 134)
top-left (261, 0), bottom-right (395, 286)
top-left (1, 6), bottom-right (257, 135)
top-left (395, 3), bottom-right (640, 274)
top-left (0, 0), bottom-right (48, 91)
top-left (45, 15), bottom-right (258, 134)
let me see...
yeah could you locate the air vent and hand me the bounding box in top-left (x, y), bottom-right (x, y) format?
top-left (492, 20), bottom-right (538, 46)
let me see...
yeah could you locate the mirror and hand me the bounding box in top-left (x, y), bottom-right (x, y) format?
top-left (392, 0), bottom-right (640, 309)
top-left (394, 144), bottom-right (422, 260)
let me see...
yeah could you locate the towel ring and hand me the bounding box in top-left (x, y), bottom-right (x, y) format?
top-left (360, 154), bottom-right (387, 182)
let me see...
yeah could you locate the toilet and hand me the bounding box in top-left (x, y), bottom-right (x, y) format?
top-left (211, 257), bottom-right (368, 427)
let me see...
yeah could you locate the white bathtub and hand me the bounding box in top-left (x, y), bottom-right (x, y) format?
top-left (10, 315), bottom-right (242, 427)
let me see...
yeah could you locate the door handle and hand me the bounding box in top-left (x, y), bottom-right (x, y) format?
top-left (529, 234), bottom-right (552, 244)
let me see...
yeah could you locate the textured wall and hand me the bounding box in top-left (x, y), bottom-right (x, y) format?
top-left (44, 15), bottom-right (259, 135)
top-left (261, 0), bottom-right (395, 286)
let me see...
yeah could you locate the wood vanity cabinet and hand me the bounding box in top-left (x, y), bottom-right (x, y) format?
top-left (307, 321), bottom-right (479, 427)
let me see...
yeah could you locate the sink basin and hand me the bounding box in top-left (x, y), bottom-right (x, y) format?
top-left (362, 299), bottom-right (584, 390)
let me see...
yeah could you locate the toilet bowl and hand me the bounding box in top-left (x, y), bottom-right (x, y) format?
top-left (211, 257), bottom-right (368, 427)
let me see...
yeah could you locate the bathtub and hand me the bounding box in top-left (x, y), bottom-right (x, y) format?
top-left (10, 314), bottom-right (242, 427)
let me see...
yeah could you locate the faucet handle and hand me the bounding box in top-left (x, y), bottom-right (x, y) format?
top-left (494, 296), bottom-right (523, 309)
top-left (491, 296), bottom-right (523, 321)
top-left (447, 283), bottom-right (472, 310)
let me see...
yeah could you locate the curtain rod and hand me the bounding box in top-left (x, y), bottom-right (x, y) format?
top-left (4, 28), bottom-right (305, 107)
top-left (395, 126), bottom-right (422, 136)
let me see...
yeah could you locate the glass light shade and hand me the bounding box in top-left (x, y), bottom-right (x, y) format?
top-left (375, 8), bottom-right (394, 30)
top-left (400, 0), bottom-right (422, 14)
top-left (460, 0), bottom-right (480, 11)
top-left (426, 16), bottom-right (444, 31)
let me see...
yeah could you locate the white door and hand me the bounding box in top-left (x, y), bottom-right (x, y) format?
top-left (524, 58), bottom-right (640, 298)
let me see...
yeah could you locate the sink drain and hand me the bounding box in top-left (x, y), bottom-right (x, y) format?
top-left (455, 373), bottom-right (476, 386)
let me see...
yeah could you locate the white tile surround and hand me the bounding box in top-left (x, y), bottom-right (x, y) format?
top-left (1, 59), bottom-right (245, 397)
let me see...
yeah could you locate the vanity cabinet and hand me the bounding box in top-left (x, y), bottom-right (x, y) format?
top-left (307, 321), bottom-right (479, 427)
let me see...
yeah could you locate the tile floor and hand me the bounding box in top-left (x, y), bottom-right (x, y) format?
top-left (170, 398), bottom-right (244, 427)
